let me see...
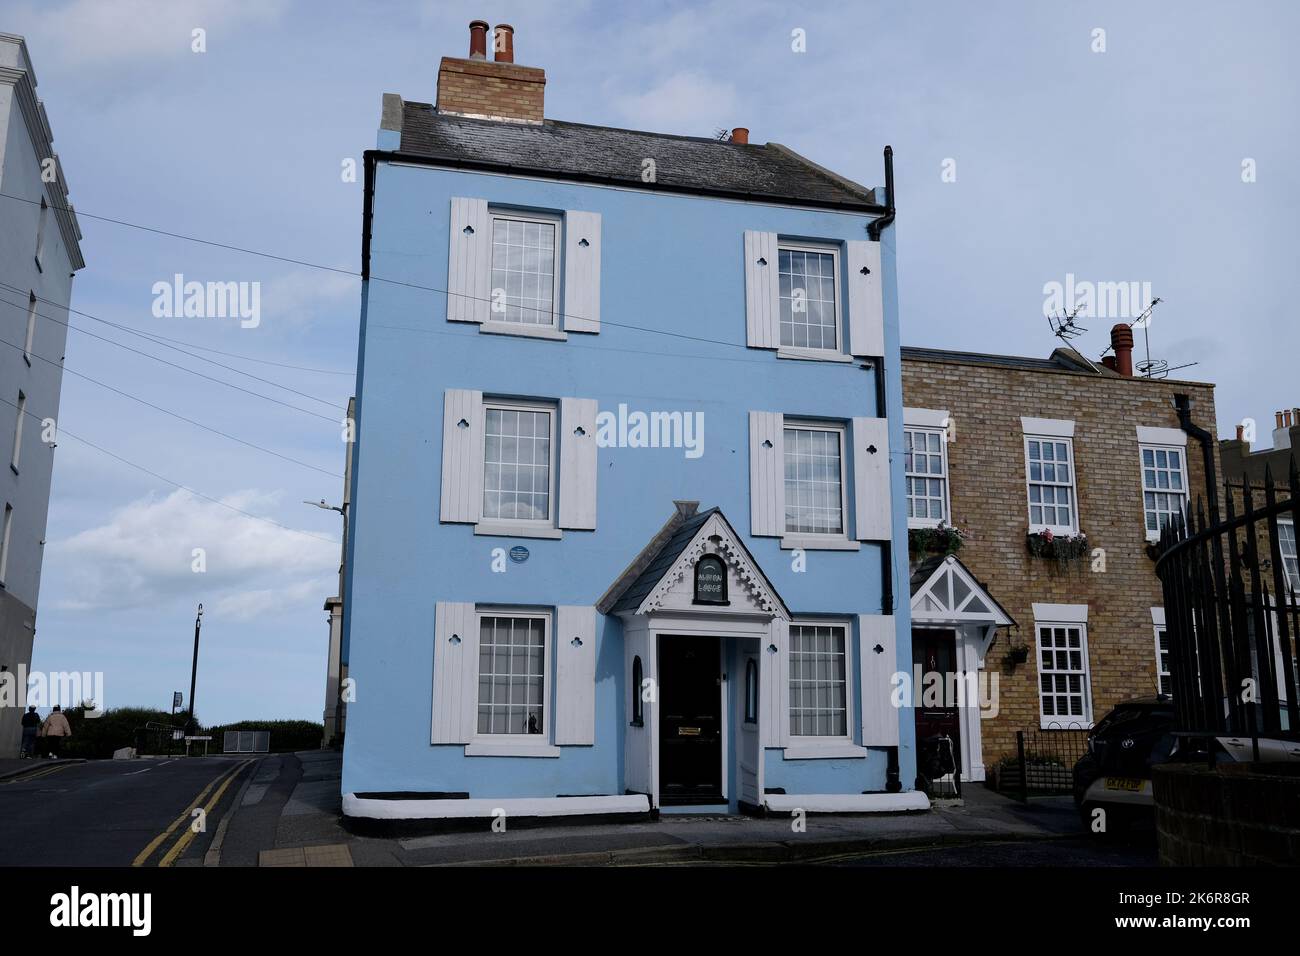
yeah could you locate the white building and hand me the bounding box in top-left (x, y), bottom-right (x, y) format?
top-left (0, 34), bottom-right (84, 756)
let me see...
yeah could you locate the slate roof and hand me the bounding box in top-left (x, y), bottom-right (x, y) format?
top-left (901, 345), bottom-right (1106, 375)
top-left (396, 102), bottom-right (882, 210)
top-left (599, 505), bottom-right (789, 617)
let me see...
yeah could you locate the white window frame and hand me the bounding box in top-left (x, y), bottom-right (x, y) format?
top-left (1280, 519), bottom-right (1299, 599)
top-left (35, 197), bottom-right (49, 270)
top-left (477, 398), bottom-right (559, 538)
top-left (1024, 433), bottom-right (1079, 535)
top-left (470, 607), bottom-right (553, 747)
top-left (0, 503), bottom-right (11, 586)
top-left (786, 618), bottom-right (856, 751)
top-left (776, 241), bottom-right (846, 361)
top-left (904, 425), bottom-right (950, 529)
top-left (1139, 442), bottom-right (1189, 542)
top-left (1154, 624), bottom-right (1173, 696)
top-left (486, 208), bottom-right (562, 334)
top-left (23, 293), bottom-right (37, 366)
top-left (782, 420), bottom-right (850, 543)
top-left (1033, 607), bottom-right (1093, 730)
top-left (11, 391), bottom-right (26, 473)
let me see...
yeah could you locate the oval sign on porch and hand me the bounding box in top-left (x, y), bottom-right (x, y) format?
top-left (693, 554), bottom-right (728, 605)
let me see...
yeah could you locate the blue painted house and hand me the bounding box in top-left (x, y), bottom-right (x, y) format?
top-left (341, 21), bottom-right (923, 822)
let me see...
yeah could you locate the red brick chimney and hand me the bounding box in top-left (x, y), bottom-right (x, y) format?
top-left (1110, 323), bottom-right (1134, 377)
top-left (436, 20), bottom-right (545, 124)
top-left (731, 127), bottom-right (749, 145)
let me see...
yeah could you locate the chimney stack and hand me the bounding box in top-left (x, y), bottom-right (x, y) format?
top-left (730, 127), bottom-right (749, 145)
top-left (494, 24), bottom-right (514, 63)
top-left (468, 19), bottom-right (488, 59)
top-left (1273, 409), bottom-right (1295, 451)
top-left (1110, 323), bottom-right (1134, 377)
top-left (436, 20), bottom-right (545, 124)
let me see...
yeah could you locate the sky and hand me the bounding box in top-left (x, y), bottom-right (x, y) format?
top-left (6, 0), bottom-right (1297, 724)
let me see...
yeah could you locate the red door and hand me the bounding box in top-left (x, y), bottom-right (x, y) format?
top-left (913, 629), bottom-right (961, 779)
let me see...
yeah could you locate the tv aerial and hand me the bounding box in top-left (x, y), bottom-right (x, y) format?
top-left (1047, 307), bottom-right (1087, 343)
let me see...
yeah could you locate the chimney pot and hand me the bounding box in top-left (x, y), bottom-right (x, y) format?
top-left (1101, 356), bottom-right (1117, 371)
top-left (731, 127), bottom-right (749, 145)
top-left (468, 20), bottom-right (489, 59)
top-left (1286, 410), bottom-right (1295, 428)
top-left (1277, 411), bottom-right (1286, 429)
top-left (494, 23), bottom-right (515, 63)
top-left (1236, 424), bottom-right (1245, 441)
top-left (1109, 323), bottom-right (1134, 377)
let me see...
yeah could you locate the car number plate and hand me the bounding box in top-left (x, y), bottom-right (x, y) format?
top-left (1104, 777), bottom-right (1144, 792)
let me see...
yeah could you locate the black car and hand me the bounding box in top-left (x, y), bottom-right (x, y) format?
top-left (1072, 696), bottom-right (1177, 831)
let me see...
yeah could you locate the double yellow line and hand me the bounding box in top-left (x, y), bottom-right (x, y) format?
top-left (133, 759), bottom-right (252, 867)
top-left (0, 762), bottom-right (74, 785)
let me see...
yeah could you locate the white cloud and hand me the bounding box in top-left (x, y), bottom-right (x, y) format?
top-left (47, 488), bottom-right (338, 612)
top-left (615, 71), bottom-right (738, 136)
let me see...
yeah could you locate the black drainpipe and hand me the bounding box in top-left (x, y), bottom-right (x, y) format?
top-left (868, 146), bottom-right (903, 795)
top-left (1175, 393), bottom-right (1220, 522)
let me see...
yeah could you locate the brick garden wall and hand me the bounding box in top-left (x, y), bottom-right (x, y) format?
top-left (902, 355), bottom-right (1219, 768)
top-left (1154, 762), bottom-right (1300, 865)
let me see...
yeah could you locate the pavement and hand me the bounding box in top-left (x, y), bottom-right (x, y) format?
top-left (200, 751), bottom-right (1111, 867)
top-left (1, 749), bottom-right (1140, 866)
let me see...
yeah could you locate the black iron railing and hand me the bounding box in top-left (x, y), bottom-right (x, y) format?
top-left (1154, 458), bottom-right (1300, 751)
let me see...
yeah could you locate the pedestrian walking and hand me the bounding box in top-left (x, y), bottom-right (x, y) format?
top-left (40, 705), bottom-right (72, 758)
top-left (19, 705), bottom-right (41, 758)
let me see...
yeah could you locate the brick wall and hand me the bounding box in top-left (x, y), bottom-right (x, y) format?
top-left (1154, 762), bottom-right (1300, 864)
top-left (435, 57), bottom-right (545, 123)
top-left (902, 355), bottom-right (1219, 766)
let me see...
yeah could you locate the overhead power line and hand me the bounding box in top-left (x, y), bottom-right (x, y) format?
top-left (0, 329), bottom-right (342, 479)
top-left (0, 393), bottom-right (339, 545)
top-left (0, 292), bottom-right (343, 423)
top-left (0, 282), bottom-right (347, 412)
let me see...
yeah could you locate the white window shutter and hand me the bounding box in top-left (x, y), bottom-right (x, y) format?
top-left (852, 416), bottom-right (891, 541)
top-left (558, 397), bottom-right (598, 530)
top-left (440, 389), bottom-right (483, 523)
top-left (846, 240), bottom-right (884, 357)
top-left (554, 605), bottom-right (597, 745)
top-left (761, 619), bottom-right (789, 748)
top-left (749, 411), bottom-right (785, 537)
top-left (447, 197), bottom-right (490, 324)
top-left (743, 231), bottom-right (780, 348)
top-left (432, 601), bottom-right (478, 744)
top-left (563, 210), bottom-right (601, 333)
top-left (858, 614), bottom-right (899, 747)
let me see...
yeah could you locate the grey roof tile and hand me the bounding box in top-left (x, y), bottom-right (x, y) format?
top-left (396, 103), bottom-right (881, 209)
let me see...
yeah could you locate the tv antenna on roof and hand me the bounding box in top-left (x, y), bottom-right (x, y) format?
top-left (1047, 307), bottom-right (1087, 343)
top-left (1099, 298), bottom-right (1198, 379)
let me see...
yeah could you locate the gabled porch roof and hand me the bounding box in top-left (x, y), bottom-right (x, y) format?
top-left (910, 554), bottom-right (1015, 627)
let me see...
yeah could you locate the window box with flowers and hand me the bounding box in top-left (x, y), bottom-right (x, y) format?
top-left (909, 520), bottom-right (968, 561)
top-left (1026, 528), bottom-right (1089, 568)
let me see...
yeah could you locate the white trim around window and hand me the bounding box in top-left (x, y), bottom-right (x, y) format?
top-left (904, 424), bottom-right (949, 528)
top-left (475, 398), bottom-right (559, 539)
top-left (1034, 611), bottom-right (1094, 730)
top-left (776, 241), bottom-right (844, 360)
top-left (487, 209), bottom-right (562, 330)
top-left (466, 607), bottom-right (559, 756)
top-left (1024, 433), bottom-right (1079, 535)
top-left (781, 420), bottom-right (851, 547)
top-left (1021, 417), bottom-right (1075, 438)
top-left (1139, 441), bottom-right (1189, 541)
top-left (784, 618), bottom-right (866, 758)
top-left (1153, 611), bottom-right (1173, 696)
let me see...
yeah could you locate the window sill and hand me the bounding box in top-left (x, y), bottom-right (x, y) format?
top-left (1028, 526), bottom-right (1081, 537)
top-left (782, 742), bottom-right (867, 760)
top-left (465, 742), bottom-right (562, 758)
top-left (908, 519), bottom-right (945, 531)
top-left (479, 321), bottom-right (568, 342)
top-left (776, 347), bottom-right (853, 364)
top-left (780, 536), bottom-right (860, 551)
top-left (1039, 720), bottom-right (1092, 732)
top-left (473, 522), bottom-right (563, 540)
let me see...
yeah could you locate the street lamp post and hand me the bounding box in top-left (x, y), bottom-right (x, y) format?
top-left (185, 603), bottom-right (203, 736)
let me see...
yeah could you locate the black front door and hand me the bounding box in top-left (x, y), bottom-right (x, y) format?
top-left (913, 629), bottom-right (961, 780)
top-left (659, 636), bottom-right (724, 805)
